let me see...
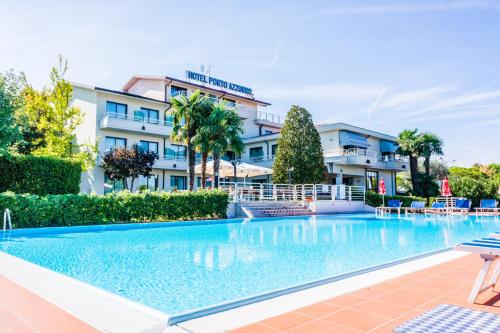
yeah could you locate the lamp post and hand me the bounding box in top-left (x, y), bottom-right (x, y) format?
top-left (287, 167), bottom-right (294, 185)
top-left (230, 160), bottom-right (240, 183)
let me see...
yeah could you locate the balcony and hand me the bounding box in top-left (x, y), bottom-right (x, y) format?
top-left (254, 111), bottom-right (284, 128)
top-left (324, 148), bottom-right (378, 166)
top-left (232, 156), bottom-right (274, 168)
top-left (324, 148), bottom-right (409, 170)
top-left (154, 155), bottom-right (188, 170)
top-left (100, 112), bottom-right (172, 137)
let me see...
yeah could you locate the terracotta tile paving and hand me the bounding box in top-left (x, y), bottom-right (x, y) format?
top-left (0, 275), bottom-right (98, 333)
top-left (232, 254), bottom-right (500, 333)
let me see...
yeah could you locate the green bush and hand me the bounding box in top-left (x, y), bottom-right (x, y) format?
top-left (0, 190), bottom-right (229, 228)
top-left (365, 191), bottom-right (427, 207)
top-left (0, 155), bottom-right (81, 195)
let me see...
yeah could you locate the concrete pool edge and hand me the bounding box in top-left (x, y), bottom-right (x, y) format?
top-left (167, 247), bottom-right (454, 325)
top-left (0, 251), bottom-right (169, 333)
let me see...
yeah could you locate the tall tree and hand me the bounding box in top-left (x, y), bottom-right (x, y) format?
top-left (272, 105), bottom-right (325, 184)
top-left (419, 132), bottom-right (443, 197)
top-left (170, 90), bottom-right (206, 190)
top-left (0, 70), bottom-right (26, 154)
top-left (101, 144), bottom-right (158, 191)
top-left (397, 129), bottom-right (423, 196)
top-left (202, 102), bottom-right (244, 188)
top-left (36, 55), bottom-right (83, 157)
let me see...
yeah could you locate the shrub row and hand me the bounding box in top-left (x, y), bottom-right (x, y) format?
top-left (0, 190), bottom-right (229, 228)
top-left (365, 191), bottom-right (427, 207)
top-left (0, 155), bottom-right (82, 195)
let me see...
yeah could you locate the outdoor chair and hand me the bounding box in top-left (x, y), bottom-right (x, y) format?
top-left (455, 237), bottom-right (500, 303)
top-left (376, 199), bottom-right (402, 216)
top-left (404, 201), bottom-right (426, 215)
top-left (423, 201), bottom-right (447, 215)
top-left (474, 199), bottom-right (499, 216)
top-left (448, 199), bottom-right (471, 215)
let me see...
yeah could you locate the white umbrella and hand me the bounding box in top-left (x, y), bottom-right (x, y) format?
top-left (194, 160), bottom-right (272, 178)
top-left (236, 162), bottom-right (272, 178)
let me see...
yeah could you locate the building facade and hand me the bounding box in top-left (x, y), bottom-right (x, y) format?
top-left (72, 72), bottom-right (408, 195)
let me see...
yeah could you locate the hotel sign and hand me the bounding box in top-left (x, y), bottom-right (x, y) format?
top-left (185, 70), bottom-right (253, 95)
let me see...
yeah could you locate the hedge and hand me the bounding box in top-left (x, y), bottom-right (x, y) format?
top-left (0, 190), bottom-right (229, 228)
top-left (365, 191), bottom-right (427, 207)
top-left (0, 155), bottom-right (82, 195)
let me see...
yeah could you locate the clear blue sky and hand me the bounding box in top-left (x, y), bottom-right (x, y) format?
top-left (1, 0), bottom-right (500, 166)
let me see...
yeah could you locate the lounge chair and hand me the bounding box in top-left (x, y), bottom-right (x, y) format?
top-left (423, 201), bottom-right (447, 215)
top-left (448, 199), bottom-right (471, 214)
top-left (404, 201), bottom-right (426, 215)
top-left (474, 199), bottom-right (499, 216)
top-left (455, 237), bottom-right (500, 303)
top-left (376, 199), bottom-right (402, 216)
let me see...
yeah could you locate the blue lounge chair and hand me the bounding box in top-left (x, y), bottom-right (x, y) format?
top-left (455, 237), bottom-right (500, 303)
top-left (424, 201), bottom-right (447, 214)
top-left (376, 199), bottom-right (402, 216)
top-left (474, 199), bottom-right (499, 216)
top-left (449, 199), bottom-right (471, 214)
top-left (404, 201), bottom-right (426, 215)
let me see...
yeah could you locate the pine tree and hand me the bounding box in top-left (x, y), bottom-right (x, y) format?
top-left (272, 105), bottom-right (325, 184)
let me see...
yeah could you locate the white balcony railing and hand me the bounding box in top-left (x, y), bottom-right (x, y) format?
top-left (324, 148), bottom-right (378, 159)
top-left (256, 111), bottom-right (284, 125)
top-left (104, 112), bottom-right (173, 127)
top-left (219, 182), bottom-right (365, 203)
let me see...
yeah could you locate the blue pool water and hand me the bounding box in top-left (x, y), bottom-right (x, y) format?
top-left (1, 214), bottom-right (499, 318)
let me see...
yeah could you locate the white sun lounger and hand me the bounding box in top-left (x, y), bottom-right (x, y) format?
top-left (455, 238), bottom-right (500, 303)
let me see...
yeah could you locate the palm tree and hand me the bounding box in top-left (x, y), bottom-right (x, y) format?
top-left (203, 102), bottom-right (244, 188)
top-left (419, 132), bottom-right (443, 197)
top-left (170, 90), bottom-right (206, 191)
top-left (397, 129), bottom-right (423, 196)
top-left (191, 101), bottom-right (214, 188)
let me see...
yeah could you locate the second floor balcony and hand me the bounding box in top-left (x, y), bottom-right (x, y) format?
top-left (254, 111), bottom-right (284, 127)
top-left (324, 148), bottom-right (409, 170)
top-left (100, 112), bottom-right (172, 137)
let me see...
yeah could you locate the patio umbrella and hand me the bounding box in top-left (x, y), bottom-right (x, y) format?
top-left (379, 178), bottom-right (386, 206)
top-left (236, 162), bottom-right (272, 178)
top-left (441, 177), bottom-right (452, 197)
top-left (193, 160), bottom-right (235, 178)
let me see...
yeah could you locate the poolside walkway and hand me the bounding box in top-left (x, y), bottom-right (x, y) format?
top-left (0, 275), bottom-right (98, 333)
top-left (231, 254), bottom-right (500, 333)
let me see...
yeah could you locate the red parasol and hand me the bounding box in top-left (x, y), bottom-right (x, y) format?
top-left (378, 178), bottom-right (387, 195)
top-left (441, 178), bottom-right (452, 197)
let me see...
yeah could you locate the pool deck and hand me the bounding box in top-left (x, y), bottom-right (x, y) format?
top-left (231, 254), bottom-right (500, 333)
top-left (1, 253), bottom-right (500, 332)
top-left (0, 276), bottom-right (98, 333)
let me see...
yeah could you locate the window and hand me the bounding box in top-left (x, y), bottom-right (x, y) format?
top-left (165, 144), bottom-right (187, 159)
top-left (264, 130), bottom-right (274, 135)
top-left (170, 175), bottom-right (187, 190)
top-left (139, 107), bottom-right (159, 123)
top-left (164, 111), bottom-right (174, 125)
top-left (223, 98), bottom-right (236, 107)
top-left (366, 170), bottom-right (379, 192)
top-left (171, 85), bottom-right (187, 97)
top-left (105, 136), bottom-right (126, 151)
top-left (139, 174), bottom-right (158, 191)
top-left (249, 147), bottom-right (264, 159)
top-left (104, 176), bottom-right (125, 194)
top-left (139, 140), bottom-right (159, 154)
top-left (271, 144), bottom-right (278, 158)
top-left (197, 177), bottom-right (212, 188)
top-left (106, 101), bottom-right (127, 117)
top-left (224, 151), bottom-right (235, 161)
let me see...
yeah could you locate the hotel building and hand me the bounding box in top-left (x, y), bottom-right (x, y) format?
top-left (71, 71), bottom-right (408, 195)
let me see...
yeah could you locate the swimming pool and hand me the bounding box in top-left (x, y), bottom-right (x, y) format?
top-left (1, 214), bottom-right (499, 322)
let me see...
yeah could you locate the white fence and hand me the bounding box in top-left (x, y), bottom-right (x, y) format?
top-left (219, 182), bottom-right (365, 203)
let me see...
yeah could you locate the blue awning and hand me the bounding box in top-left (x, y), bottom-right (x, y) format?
top-left (380, 140), bottom-right (399, 153)
top-left (339, 131), bottom-right (369, 148)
